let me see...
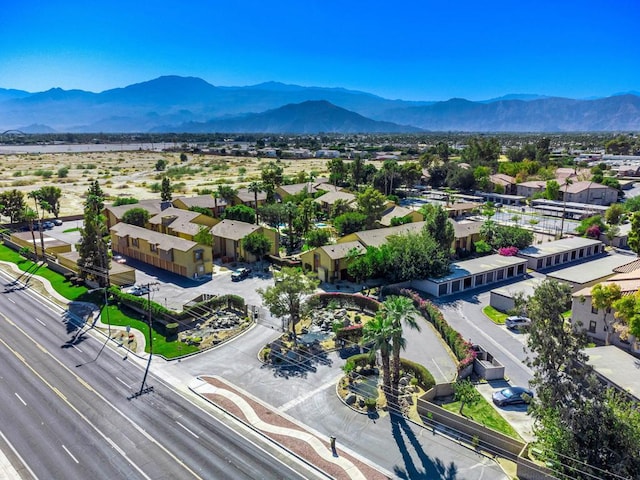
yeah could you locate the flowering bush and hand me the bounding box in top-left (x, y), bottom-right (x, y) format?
top-left (498, 246), bottom-right (519, 256)
top-left (388, 287), bottom-right (476, 372)
top-left (586, 224), bottom-right (601, 238)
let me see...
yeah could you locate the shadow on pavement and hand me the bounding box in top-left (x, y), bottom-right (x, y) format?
top-left (391, 413), bottom-right (459, 480)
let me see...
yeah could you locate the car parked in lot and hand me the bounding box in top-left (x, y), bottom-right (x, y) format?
top-left (505, 316), bottom-right (531, 330)
top-left (231, 267), bottom-right (251, 281)
top-left (42, 221), bottom-right (55, 230)
top-left (112, 255), bottom-right (126, 264)
top-left (492, 386), bottom-right (534, 407)
top-left (53, 219), bottom-right (63, 226)
top-left (126, 285), bottom-right (150, 296)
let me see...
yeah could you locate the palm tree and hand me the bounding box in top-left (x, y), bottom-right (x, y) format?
top-left (383, 295), bottom-right (420, 407)
top-left (22, 207), bottom-right (38, 260)
top-left (362, 311), bottom-right (396, 400)
top-left (560, 178), bottom-right (573, 237)
top-left (28, 190), bottom-right (46, 261)
top-left (248, 181), bottom-right (263, 224)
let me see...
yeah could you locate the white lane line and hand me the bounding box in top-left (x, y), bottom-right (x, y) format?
top-left (72, 345), bottom-right (83, 353)
top-left (7, 298), bottom-right (14, 304)
top-left (115, 376), bottom-right (130, 389)
top-left (14, 392), bottom-right (27, 406)
top-left (432, 358), bottom-right (446, 379)
top-left (0, 429), bottom-right (39, 480)
top-left (62, 445), bottom-right (79, 464)
top-left (175, 421), bottom-right (200, 439)
top-left (35, 317), bottom-right (46, 326)
top-left (106, 437), bottom-right (127, 457)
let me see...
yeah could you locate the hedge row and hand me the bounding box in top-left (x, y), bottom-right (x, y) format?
top-left (314, 292), bottom-right (381, 313)
top-left (384, 286), bottom-right (476, 372)
top-left (400, 358), bottom-right (436, 391)
top-left (109, 288), bottom-right (246, 328)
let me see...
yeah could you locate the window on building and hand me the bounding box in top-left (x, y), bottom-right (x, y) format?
top-left (507, 266), bottom-right (514, 277)
top-left (451, 280), bottom-right (461, 292)
top-left (463, 277), bottom-right (472, 289)
top-left (132, 238), bottom-right (139, 248)
top-left (486, 271), bottom-right (494, 283)
top-left (571, 250), bottom-right (577, 260)
top-left (545, 257), bottom-right (552, 267)
top-left (150, 243), bottom-right (157, 253)
top-left (579, 249), bottom-right (584, 258)
top-left (588, 321), bottom-right (596, 333)
top-left (475, 274), bottom-right (484, 286)
top-left (194, 249), bottom-right (203, 261)
top-left (497, 269), bottom-right (504, 281)
top-left (591, 305), bottom-right (598, 314)
top-left (537, 259), bottom-right (543, 269)
top-left (563, 253), bottom-right (568, 262)
top-left (438, 283), bottom-right (448, 296)
top-left (517, 264), bottom-right (525, 275)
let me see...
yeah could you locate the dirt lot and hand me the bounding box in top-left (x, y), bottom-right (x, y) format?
top-left (0, 151), bottom-right (332, 217)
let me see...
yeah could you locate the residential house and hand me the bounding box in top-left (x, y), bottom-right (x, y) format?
top-left (451, 220), bottom-right (483, 253)
top-left (104, 199), bottom-right (164, 229)
top-left (314, 190), bottom-right (357, 215)
top-left (489, 174), bottom-right (517, 195)
top-left (147, 207), bottom-right (217, 241)
top-left (443, 202), bottom-right (481, 218)
top-left (300, 240), bottom-right (365, 283)
top-left (209, 220), bottom-right (279, 262)
top-left (110, 222), bottom-right (212, 279)
top-left (561, 181), bottom-right (618, 206)
top-left (571, 269), bottom-right (640, 351)
top-left (315, 149), bottom-right (341, 158)
top-left (584, 346), bottom-right (640, 402)
top-left (234, 188), bottom-right (268, 210)
top-left (378, 205), bottom-right (423, 227)
top-left (515, 180), bottom-right (547, 198)
top-left (275, 182), bottom-right (319, 201)
top-left (173, 194), bottom-right (225, 217)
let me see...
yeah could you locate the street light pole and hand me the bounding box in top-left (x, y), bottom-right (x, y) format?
top-left (129, 282), bottom-right (158, 400)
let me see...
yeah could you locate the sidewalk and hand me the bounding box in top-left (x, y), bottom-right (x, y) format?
top-left (191, 375), bottom-right (392, 480)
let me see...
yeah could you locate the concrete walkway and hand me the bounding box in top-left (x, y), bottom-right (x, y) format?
top-left (191, 375), bottom-right (392, 480)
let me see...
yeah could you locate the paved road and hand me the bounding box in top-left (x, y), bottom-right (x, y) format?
top-left (0, 269), bottom-right (320, 480)
top-left (157, 322), bottom-right (508, 479)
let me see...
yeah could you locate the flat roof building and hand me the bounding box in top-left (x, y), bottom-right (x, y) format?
top-left (518, 237), bottom-right (604, 271)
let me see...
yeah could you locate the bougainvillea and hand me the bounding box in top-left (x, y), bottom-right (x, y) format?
top-left (498, 246), bottom-right (519, 256)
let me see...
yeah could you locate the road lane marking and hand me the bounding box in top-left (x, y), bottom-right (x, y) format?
top-left (0, 312), bottom-right (200, 480)
top-left (0, 429), bottom-right (39, 480)
top-left (7, 298), bottom-right (14, 304)
top-left (106, 437), bottom-right (127, 457)
top-left (176, 421), bottom-right (200, 439)
top-left (62, 445), bottom-right (79, 464)
top-left (35, 317), bottom-right (46, 326)
top-left (115, 376), bottom-right (130, 388)
top-left (14, 392), bottom-right (26, 406)
top-left (72, 345), bottom-right (83, 353)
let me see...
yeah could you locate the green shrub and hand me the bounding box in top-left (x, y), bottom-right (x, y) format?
top-left (400, 358), bottom-right (435, 391)
top-left (364, 397), bottom-right (377, 409)
top-left (165, 322), bottom-right (179, 336)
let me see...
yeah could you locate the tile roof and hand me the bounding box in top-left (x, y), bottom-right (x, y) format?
top-left (173, 195), bottom-right (219, 209)
top-left (320, 241), bottom-right (365, 260)
top-left (379, 205), bottom-right (415, 226)
top-left (110, 222), bottom-right (199, 252)
top-left (210, 219), bottom-right (260, 241)
top-left (235, 188), bottom-right (267, 203)
top-left (351, 222), bottom-right (426, 248)
top-left (106, 199), bottom-right (163, 220)
top-left (314, 190), bottom-right (357, 206)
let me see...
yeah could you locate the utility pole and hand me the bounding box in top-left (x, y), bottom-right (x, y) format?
top-left (129, 282), bottom-right (159, 399)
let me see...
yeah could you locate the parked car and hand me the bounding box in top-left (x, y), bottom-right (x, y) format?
top-left (231, 267), bottom-right (251, 281)
top-left (126, 285), bottom-right (150, 296)
top-left (53, 219), bottom-right (63, 226)
top-left (42, 221), bottom-right (55, 230)
top-left (492, 386), bottom-right (534, 407)
top-left (505, 316), bottom-right (531, 330)
top-left (112, 255), bottom-right (126, 264)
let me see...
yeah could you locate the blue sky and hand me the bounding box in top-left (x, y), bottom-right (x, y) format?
top-left (0, 1), bottom-right (638, 101)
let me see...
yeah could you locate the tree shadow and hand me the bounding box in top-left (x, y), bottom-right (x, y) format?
top-left (390, 413), bottom-right (458, 480)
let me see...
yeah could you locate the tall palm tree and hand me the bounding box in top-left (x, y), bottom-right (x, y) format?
top-left (362, 311), bottom-right (396, 400)
top-left (28, 190), bottom-right (46, 261)
top-left (383, 295), bottom-right (420, 406)
top-left (22, 207), bottom-right (38, 260)
top-left (560, 178), bottom-right (573, 238)
top-left (248, 181), bottom-right (263, 224)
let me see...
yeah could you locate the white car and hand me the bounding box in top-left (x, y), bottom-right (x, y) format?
top-left (505, 316), bottom-right (531, 330)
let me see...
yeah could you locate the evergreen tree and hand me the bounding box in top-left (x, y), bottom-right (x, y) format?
top-left (161, 177), bottom-right (172, 202)
top-left (77, 180), bottom-right (109, 287)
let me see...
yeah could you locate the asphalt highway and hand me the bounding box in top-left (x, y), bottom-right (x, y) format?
top-left (0, 270), bottom-right (317, 480)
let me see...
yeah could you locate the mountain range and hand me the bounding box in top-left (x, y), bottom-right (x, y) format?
top-left (1, 75), bottom-right (638, 133)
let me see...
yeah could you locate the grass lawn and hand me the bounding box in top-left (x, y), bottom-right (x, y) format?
top-left (0, 243), bottom-right (88, 300)
top-left (63, 227), bottom-right (81, 233)
top-left (483, 305), bottom-right (508, 325)
top-left (441, 397), bottom-right (522, 439)
top-left (101, 303), bottom-right (199, 358)
top-left (0, 243), bottom-right (195, 358)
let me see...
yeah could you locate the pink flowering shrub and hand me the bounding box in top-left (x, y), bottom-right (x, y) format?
top-left (586, 225), bottom-right (601, 239)
top-left (498, 246), bottom-right (519, 256)
top-left (393, 288), bottom-right (476, 372)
